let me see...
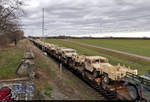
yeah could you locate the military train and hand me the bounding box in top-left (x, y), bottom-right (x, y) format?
top-left (29, 38), bottom-right (150, 101)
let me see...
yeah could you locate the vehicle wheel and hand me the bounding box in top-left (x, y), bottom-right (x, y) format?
top-left (127, 85), bottom-right (139, 101)
top-left (103, 74), bottom-right (110, 84)
top-left (73, 62), bottom-right (77, 70)
top-left (82, 64), bottom-right (86, 77)
top-left (93, 69), bottom-right (98, 78)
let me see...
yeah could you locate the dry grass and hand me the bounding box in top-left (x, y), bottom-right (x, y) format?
top-left (0, 43), bottom-right (24, 79)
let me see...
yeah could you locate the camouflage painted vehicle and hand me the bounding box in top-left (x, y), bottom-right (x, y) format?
top-left (60, 48), bottom-right (78, 64)
top-left (44, 43), bottom-right (52, 48)
top-left (71, 55), bottom-right (86, 71)
top-left (82, 56), bottom-right (137, 84)
top-left (49, 45), bottom-right (60, 56)
top-left (33, 39), bottom-right (41, 44)
top-left (55, 47), bottom-right (67, 59)
top-left (124, 71), bottom-right (150, 101)
top-left (34, 39), bottom-right (45, 49)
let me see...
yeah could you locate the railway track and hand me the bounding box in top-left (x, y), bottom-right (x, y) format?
top-left (30, 40), bottom-right (124, 101)
top-left (82, 75), bottom-right (118, 100)
top-left (61, 64), bottom-right (119, 100)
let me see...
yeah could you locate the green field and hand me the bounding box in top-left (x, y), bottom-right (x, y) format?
top-left (44, 39), bottom-right (150, 75)
top-left (70, 39), bottom-right (150, 57)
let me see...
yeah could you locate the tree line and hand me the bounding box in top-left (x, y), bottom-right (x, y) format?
top-left (0, 0), bottom-right (24, 47)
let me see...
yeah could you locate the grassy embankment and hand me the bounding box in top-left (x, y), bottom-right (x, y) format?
top-left (44, 39), bottom-right (150, 75)
top-left (34, 50), bottom-right (55, 99)
top-left (0, 40), bottom-right (54, 99)
top-left (19, 40), bottom-right (56, 99)
top-left (0, 45), bottom-right (24, 79)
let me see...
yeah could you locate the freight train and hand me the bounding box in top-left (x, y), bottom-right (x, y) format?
top-left (29, 38), bottom-right (150, 101)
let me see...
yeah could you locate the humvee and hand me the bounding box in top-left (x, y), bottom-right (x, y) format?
top-left (124, 71), bottom-right (150, 101)
top-left (49, 45), bottom-right (59, 56)
top-left (72, 55), bottom-right (86, 71)
top-left (73, 55), bottom-right (86, 65)
top-left (34, 39), bottom-right (45, 49)
top-left (44, 43), bottom-right (55, 53)
top-left (55, 47), bottom-right (67, 59)
top-left (60, 48), bottom-right (78, 64)
top-left (83, 56), bottom-right (137, 84)
top-left (61, 48), bottom-right (77, 57)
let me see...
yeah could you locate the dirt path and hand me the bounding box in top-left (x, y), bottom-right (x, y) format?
top-left (62, 40), bottom-right (150, 61)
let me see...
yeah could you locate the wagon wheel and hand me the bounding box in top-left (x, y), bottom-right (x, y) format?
top-left (127, 85), bottom-right (139, 101)
top-left (81, 64), bottom-right (86, 78)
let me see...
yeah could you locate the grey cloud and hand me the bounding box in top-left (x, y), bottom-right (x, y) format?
top-left (21, 0), bottom-right (150, 36)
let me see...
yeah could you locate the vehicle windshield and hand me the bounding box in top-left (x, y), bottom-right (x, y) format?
top-left (100, 59), bottom-right (107, 63)
top-left (65, 51), bottom-right (76, 53)
top-left (92, 59), bottom-right (107, 63)
top-left (92, 59), bottom-right (100, 63)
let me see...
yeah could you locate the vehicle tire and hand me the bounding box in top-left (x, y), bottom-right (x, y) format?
top-left (81, 64), bottom-right (86, 78)
top-left (73, 62), bottom-right (77, 70)
top-left (93, 69), bottom-right (98, 78)
top-left (103, 74), bottom-right (110, 84)
top-left (127, 85), bottom-right (139, 101)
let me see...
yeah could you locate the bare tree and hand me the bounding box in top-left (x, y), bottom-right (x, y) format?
top-left (0, 0), bottom-right (24, 46)
top-left (0, 0), bottom-right (24, 33)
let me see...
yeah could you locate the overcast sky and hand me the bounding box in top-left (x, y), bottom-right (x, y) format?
top-left (21, 0), bottom-right (150, 37)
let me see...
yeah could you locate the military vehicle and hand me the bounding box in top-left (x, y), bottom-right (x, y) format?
top-left (34, 39), bottom-right (44, 49)
top-left (49, 45), bottom-right (59, 56)
top-left (71, 55), bottom-right (86, 71)
top-left (60, 48), bottom-right (78, 64)
top-left (55, 47), bottom-right (67, 60)
top-left (82, 56), bottom-right (137, 84)
top-left (44, 43), bottom-right (52, 49)
top-left (124, 71), bottom-right (150, 101)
